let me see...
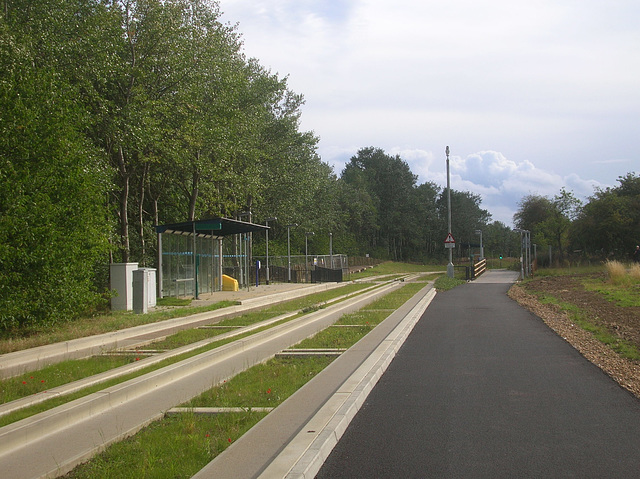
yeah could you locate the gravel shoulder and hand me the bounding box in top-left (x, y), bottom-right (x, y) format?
top-left (509, 276), bottom-right (640, 399)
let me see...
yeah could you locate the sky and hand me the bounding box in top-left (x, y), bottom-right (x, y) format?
top-left (219, 0), bottom-right (639, 226)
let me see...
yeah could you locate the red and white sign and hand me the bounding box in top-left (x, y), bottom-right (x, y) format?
top-left (444, 233), bottom-right (455, 249)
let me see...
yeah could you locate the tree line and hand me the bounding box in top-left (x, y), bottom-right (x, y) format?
top-left (513, 173), bottom-right (640, 265)
top-left (0, 0), bottom-right (498, 331)
top-left (1, 1), bottom-right (636, 332)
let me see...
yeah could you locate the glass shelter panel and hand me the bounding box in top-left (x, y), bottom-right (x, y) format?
top-left (161, 234), bottom-right (221, 298)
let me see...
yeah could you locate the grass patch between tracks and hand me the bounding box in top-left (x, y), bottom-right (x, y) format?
top-left (349, 261), bottom-right (443, 280)
top-left (0, 355), bottom-right (146, 405)
top-left (63, 280), bottom-right (433, 478)
top-left (64, 410), bottom-right (269, 479)
top-left (0, 301), bottom-right (238, 355)
top-left (0, 283), bottom-right (372, 424)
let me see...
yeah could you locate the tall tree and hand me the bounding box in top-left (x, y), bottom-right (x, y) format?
top-left (514, 189), bottom-right (580, 261)
top-left (570, 173), bottom-right (640, 259)
top-left (0, 20), bottom-right (110, 329)
top-left (437, 190), bottom-right (491, 251)
top-left (342, 147), bottom-right (418, 260)
top-left (513, 194), bottom-right (553, 232)
top-left (409, 182), bottom-right (442, 258)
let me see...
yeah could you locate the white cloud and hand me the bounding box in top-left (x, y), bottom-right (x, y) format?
top-left (325, 145), bottom-right (609, 226)
top-left (220, 0), bottom-right (639, 226)
top-left (441, 151), bottom-right (607, 225)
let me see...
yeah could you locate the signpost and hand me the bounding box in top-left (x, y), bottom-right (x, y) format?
top-left (445, 146), bottom-right (454, 278)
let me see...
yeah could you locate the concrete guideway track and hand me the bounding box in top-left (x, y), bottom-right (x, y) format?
top-left (0, 281), bottom-right (395, 418)
top-left (0, 280), bottom-right (408, 479)
top-left (0, 282), bottom-right (348, 380)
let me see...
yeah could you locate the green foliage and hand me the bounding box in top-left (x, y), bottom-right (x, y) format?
top-left (68, 411), bottom-right (268, 478)
top-left (513, 188), bottom-right (581, 263)
top-left (156, 297), bottom-right (192, 307)
top-left (349, 262), bottom-right (441, 279)
top-left (2, 0), bottom-right (503, 332)
top-left (570, 173), bottom-right (640, 259)
top-left (436, 189), bottom-right (491, 250)
top-left (0, 21), bottom-right (110, 330)
top-left (1, 356), bottom-right (140, 404)
top-left (434, 275), bottom-right (466, 291)
top-left (340, 147), bottom-right (493, 262)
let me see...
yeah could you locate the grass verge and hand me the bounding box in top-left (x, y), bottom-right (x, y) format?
top-left (434, 275), bottom-right (466, 291)
top-left (0, 300), bottom-right (238, 355)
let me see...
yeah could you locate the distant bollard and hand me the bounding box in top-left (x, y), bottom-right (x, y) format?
top-left (256, 260), bottom-right (261, 287)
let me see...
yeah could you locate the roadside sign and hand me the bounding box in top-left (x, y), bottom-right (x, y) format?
top-left (444, 232), bottom-right (455, 249)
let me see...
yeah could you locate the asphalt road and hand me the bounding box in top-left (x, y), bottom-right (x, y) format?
top-left (317, 271), bottom-right (640, 478)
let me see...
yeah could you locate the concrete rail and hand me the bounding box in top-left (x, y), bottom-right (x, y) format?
top-left (0, 282), bottom-right (346, 379)
top-left (0, 281), bottom-right (402, 479)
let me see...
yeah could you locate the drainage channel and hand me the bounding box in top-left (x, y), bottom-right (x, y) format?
top-left (0, 280), bottom-right (404, 479)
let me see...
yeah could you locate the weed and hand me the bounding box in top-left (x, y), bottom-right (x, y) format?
top-left (156, 297), bottom-right (192, 307)
top-left (434, 275), bottom-right (466, 291)
top-left (605, 260), bottom-right (629, 284)
top-left (0, 355), bottom-right (143, 405)
top-left (629, 263), bottom-right (640, 281)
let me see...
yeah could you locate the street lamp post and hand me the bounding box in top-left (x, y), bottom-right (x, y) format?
top-left (514, 228), bottom-right (530, 279)
top-left (286, 224), bottom-right (298, 282)
top-left (475, 229), bottom-right (484, 260)
top-left (265, 217), bottom-right (277, 284)
top-left (446, 146), bottom-right (454, 278)
top-left (329, 232), bottom-right (333, 269)
top-left (238, 211), bottom-right (251, 288)
top-left (305, 232), bottom-right (314, 282)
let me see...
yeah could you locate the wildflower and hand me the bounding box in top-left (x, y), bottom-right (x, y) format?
top-left (266, 388), bottom-right (271, 394)
top-left (228, 438), bottom-right (232, 443)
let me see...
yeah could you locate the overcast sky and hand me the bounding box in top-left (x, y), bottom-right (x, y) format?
top-left (219, 0), bottom-right (639, 226)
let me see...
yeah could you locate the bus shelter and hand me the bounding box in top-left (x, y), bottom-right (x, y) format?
top-left (155, 218), bottom-right (268, 299)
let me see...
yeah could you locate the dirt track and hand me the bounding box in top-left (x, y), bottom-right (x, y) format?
top-left (509, 274), bottom-right (640, 399)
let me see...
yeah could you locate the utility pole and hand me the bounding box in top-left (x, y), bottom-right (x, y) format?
top-left (265, 217), bottom-right (277, 284)
top-left (286, 223), bottom-right (298, 282)
top-left (446, 146), bottom-right (454, 278)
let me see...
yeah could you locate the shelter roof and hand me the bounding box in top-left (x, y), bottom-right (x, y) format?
top-left (155, 217), bottom-right (268, 238)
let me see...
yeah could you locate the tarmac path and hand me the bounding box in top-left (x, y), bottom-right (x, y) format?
top-left (317, 271), bottom-right (640, 478)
